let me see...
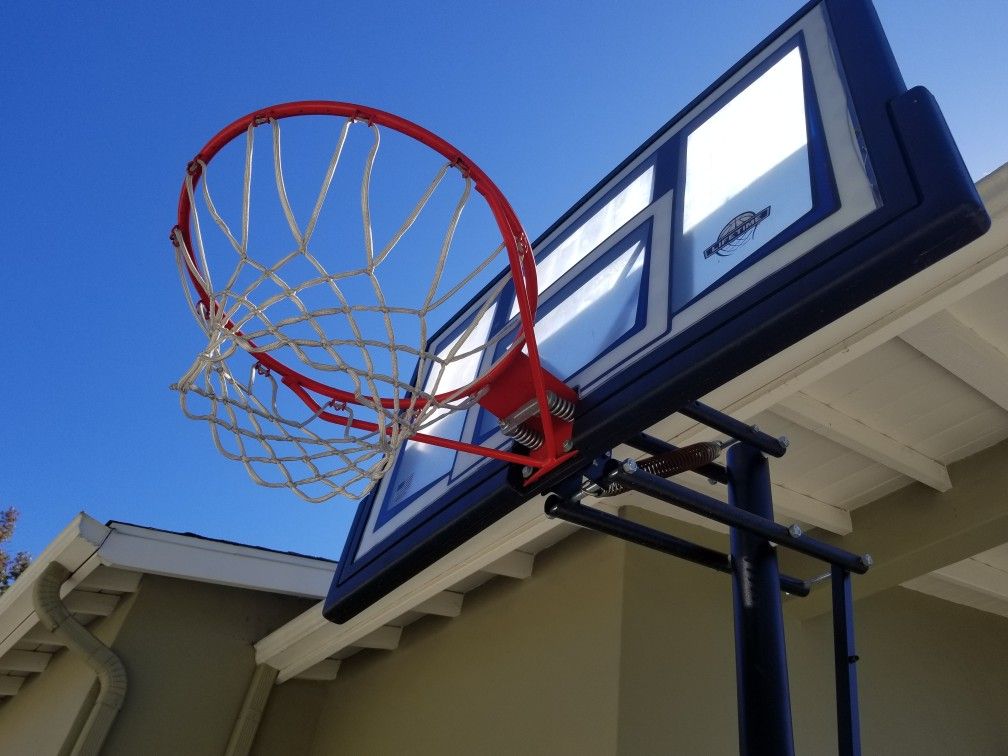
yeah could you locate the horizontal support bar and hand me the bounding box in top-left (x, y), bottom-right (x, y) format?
top-left (624, 432), bottom-right (729, 484)
top-left (610, 464), bottom-right (870, 573)
top-left (544, 496), bottom-right (809, 597)
top-left (679, 400), bottom-right (788, 458)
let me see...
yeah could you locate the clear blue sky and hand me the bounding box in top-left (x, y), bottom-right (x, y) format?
top-left (3, 0), bottom-right (1006, 560)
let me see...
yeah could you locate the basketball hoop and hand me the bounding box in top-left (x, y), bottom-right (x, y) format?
top-left (169, 101), bottom-right (576, 502)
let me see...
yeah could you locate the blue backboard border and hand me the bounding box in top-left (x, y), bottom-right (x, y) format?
top-left (325, 0), bottom-right (989, 624)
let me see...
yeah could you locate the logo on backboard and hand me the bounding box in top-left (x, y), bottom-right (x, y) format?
top-left (703, 206), bottom-right (772, 259)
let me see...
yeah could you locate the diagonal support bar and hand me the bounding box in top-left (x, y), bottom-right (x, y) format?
top-left (609, 463), bottom-right (870, 573)
top-left (543, 495), bottom-right (810, 597)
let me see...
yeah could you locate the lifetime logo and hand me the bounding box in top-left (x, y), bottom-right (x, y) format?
top-left (703, 206), bottom-right (772, 259)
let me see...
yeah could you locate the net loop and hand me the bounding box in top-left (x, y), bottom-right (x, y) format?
top-left (171, 103), bottom-right (546, 502)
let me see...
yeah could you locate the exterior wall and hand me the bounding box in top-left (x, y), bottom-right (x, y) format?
top-left (797, 586), bottom-right (1008, 754)
top-left (616, 524), bottom-right (740, 754)
top-left (251, 679), bottom-right (327, 756)
top-left (304, 530), bottom-right (627, 755)
top-left (0, 588), bottom-right (137, 755)
top-left (0, 574), bottom-right (312, 756)
top-left (616, 513), bottom-right (1008, 755)
top-left (101, 575), bottom-right (313, 755)
top-left (273, 512), bottom-right (1008, 756)
top-left (779, 439), bottom-right (1008, 622)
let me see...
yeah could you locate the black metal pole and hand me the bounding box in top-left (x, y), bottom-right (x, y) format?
top-left (728, 443), bottom-right (795, 756)
top-left (611, 463), bottom-right (870, 574)
top-left (680, 400), bottom-right (788, 457)
top-left (832, 566), bottom-right (862, 756)
top-left (543, 495), bottom-right (810, 597)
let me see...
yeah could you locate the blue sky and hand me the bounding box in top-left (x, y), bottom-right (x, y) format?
top-left (3, 0), bottom-right (1006, 561)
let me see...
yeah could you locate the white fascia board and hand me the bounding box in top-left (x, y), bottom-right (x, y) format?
top-left (1, 514), bottom-right (338, 661)
top-left (256, 497), bottom-right (557, 683)
top-left (99, 522), bottom-right (336, 600)
top-left (0, 513), bottom-right (110, 608)
top-left (0, 513), bottom-right (110, 656)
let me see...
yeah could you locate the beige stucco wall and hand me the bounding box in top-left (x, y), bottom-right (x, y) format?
top-left (101, 575), bottom-right (313, 755)
top-left (252, 679), bottom-right (328, 755)
top-left (616, 514), bottom-right (1008, 755)
top-left (300, 530), bottom-right (627, 755)
top-left (292, 515), bottom-right (1008, 755)
top-left (616, 524), bottom-right (740, 754)
top-left (0, 587), bottom-right (137, 755)
top-left (0, 574), bottom-right (313, 756)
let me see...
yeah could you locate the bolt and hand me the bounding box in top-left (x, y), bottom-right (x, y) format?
top-left (707, 478), bottom-right (718, 486)
top-left (751, 425), bottom-right (760, 433)
top-left (860, 553), bottom-right (874, 569)
top-left (779, 436), bottom-right (790, 449)
top-left (621, 458), bottom-right (639, 474)
top-left (562, 439), bottom-right (573, 452)
top-left (788, 523), bottom-right (803, 539)
top-left (521, 466), bottom-right (534, 479)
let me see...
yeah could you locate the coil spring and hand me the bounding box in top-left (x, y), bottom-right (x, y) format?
top-left (590, 441), bottom-right (723, 497)
top-left (546, 392), bottom-right (576, 422)
top-left (506, 423), bottom-right (544, 450)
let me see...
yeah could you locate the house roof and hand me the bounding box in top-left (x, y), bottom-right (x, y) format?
top-left (0, 514), bottom-right (335, 698)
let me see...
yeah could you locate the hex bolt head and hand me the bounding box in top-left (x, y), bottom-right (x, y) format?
top-left (521, 465), bottom-right (534, 479)
top-left (860, 553), bottom-right (874, 569)
top-left (788, 524), bottom-right (803, 539)
top-left (621, 458), bottom-right (639, 474)
top-left (562, 439), bottom-right (573, 452)
top-left (779, 436), bottom-right (790, 449)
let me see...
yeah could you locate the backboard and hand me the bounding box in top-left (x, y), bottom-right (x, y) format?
top-left (324, 0), bottom-right (989, 623)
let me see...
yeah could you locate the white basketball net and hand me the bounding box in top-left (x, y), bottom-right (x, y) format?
top-left (171, 117), bottom-right (520, 502)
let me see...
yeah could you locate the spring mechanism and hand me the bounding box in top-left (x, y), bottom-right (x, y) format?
top-left (499, 390), bottom-right (576, 452)
top-left (502, 422), bottom-right (545, 450)
top-left (586, 441), bottom-right (724, 497)
top-left (546, 392), bottom-right (576, 422)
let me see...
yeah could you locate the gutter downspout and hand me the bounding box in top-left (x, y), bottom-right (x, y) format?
top-left (33, 562), bottom-right (128, 756)
top-left (225, 663), bottom-right (279, 755)
top-left (224, 665), bottom-right (278, 753)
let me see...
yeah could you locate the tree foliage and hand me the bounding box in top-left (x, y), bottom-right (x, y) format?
top-left (1, 507), bottom-right (31, 594)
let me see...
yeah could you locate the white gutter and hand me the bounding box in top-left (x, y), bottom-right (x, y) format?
top-left (0, 515), bottom-right (335, 661)
top-left (0, 514), bottom-right (110, 659)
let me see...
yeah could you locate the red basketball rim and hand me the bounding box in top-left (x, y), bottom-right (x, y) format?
top-left (171, 101), bottom-right (543, 415)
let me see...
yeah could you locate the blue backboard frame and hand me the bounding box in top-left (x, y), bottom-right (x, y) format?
top-left (325, 0), bottom-right (989, 623)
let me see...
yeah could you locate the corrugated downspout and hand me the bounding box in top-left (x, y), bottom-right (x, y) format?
top-left (33, 562), bottom-right (128, 756)
top-left (225, 663), bottom-right (279, 755)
